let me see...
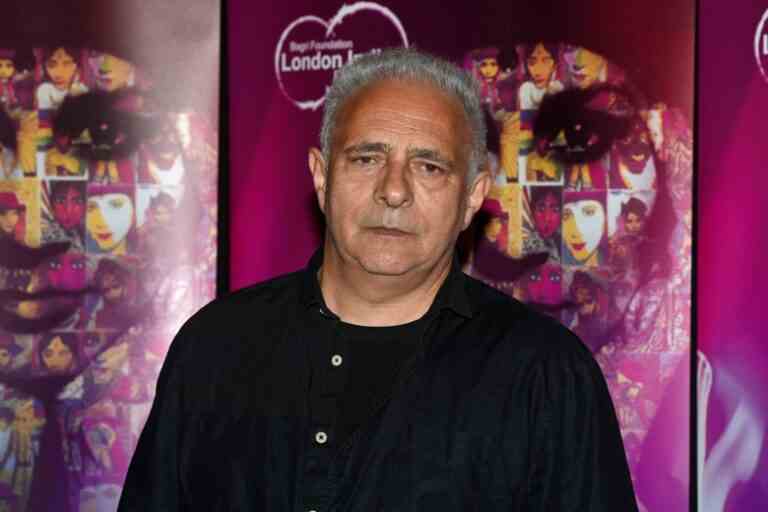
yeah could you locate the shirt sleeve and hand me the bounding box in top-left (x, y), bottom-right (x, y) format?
top-left (117, 323), bottom-right (195, 511)
top-left (523, 333), bottom-right (638, 511)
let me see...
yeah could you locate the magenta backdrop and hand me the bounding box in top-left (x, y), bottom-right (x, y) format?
top-left (697, 2), bottom-right (768, 509)
top-left (229, 1), bottom-right (694, 509)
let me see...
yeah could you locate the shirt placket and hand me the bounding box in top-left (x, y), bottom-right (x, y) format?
top-left (301, 307), bottom-right (348, 512)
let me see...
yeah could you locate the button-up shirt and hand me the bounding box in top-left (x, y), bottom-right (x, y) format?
top-left (119, 250), bottom-right (637, 511)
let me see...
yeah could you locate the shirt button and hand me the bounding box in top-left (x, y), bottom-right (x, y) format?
top-left (315, 431), bottom-right (328, 444)
top-left (331, 354), bottom-right (343, 367)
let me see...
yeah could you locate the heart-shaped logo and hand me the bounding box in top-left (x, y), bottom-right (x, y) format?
top-left (275, 2), bottom-right (409, 111)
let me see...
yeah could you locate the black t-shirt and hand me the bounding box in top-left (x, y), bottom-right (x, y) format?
top-left (308, 310), bottom-right (428, 447)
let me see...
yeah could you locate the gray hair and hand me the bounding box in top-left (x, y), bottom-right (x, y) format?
top-left (319, 47), bottom-right (487, 182)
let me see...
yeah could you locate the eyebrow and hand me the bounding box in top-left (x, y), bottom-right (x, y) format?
top-left (406, 147), bottom-right (454, 168)
top-left (343, 143), bottom-right (455, 169)
top-left (343, 142), bottom-right (392, 155)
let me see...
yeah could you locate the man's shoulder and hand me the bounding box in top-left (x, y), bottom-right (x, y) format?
top-left (462, 271), bottom-right (587, 356)
top-left (174, 269), bottom-right (307, 347)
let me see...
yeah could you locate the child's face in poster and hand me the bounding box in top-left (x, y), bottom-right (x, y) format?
top-left (563, 199), bottom-right (605, 261)
top-left (46, 48), bottom-right (77, 91)
top-left (479, 57), bottom-right (499, 79)
top-left (0, 59), bottom-right (14, 81)
top-left (533, 192), bottom-right (561, 239)
top-left (87, 193), bottom-right (134, 252)
top-left (53, 186), bottom-right (85, 230)
top-left (527, 44), bottom-right (556, 88)
top-left (0, 209), bottom-right (19, 236)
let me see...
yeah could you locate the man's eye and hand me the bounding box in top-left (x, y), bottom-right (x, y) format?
top-left (551, 273), bottom-right (562, 282)
top-left (350, 155), bottom-right (378, 167)
top-left (562, 209), bottom-right (573, 220)
top-left (109, 199), bottom-right (125, 209)
top-left (418, 162), bottom-right (444, 176)
top-left (529, 273), bottom-right (540, 282)
top-left (583, 205), bottom-right (596, 216)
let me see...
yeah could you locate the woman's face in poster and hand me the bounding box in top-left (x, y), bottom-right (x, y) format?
top-left (563, 199), bottom-right (605, 261)
top-left (0, 59), bottom-right (14, 81)
top-left (0, 209), bottom-right (19, 236)
top-left (46, 48), bottom-right (77, 91)
top-left (533, 191), bottom-right (561, 239)
top-left (52, 185), bottom-right (85, 230)
top-left (86, 193), bottom-right (134, 252)
top-left (41, 335), bottom-right (75, 373)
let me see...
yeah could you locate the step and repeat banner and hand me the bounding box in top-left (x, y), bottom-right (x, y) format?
top-left (231, 0), bottom-right (693, 510)
top-left (0, 2), bottom-right (220, 511)
top-left (697, 2), bottom-right (768, 510)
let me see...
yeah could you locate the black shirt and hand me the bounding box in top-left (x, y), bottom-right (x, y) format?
top-left (118, 250), bottom-right (637, 511)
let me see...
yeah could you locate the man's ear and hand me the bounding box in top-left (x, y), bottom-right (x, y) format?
top-left (462, 168), bottom-right (491, 230)
top-left (308, 147), bottom-right (328, 213)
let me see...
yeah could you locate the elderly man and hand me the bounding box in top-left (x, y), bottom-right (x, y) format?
top-left (119, 48), bottom-right (635, 511)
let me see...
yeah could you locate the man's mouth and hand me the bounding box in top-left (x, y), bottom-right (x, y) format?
top-left (367, 227), bottom-right (411, 237)
top-left (96, 233), bottom-right (113, 241)
top-left (572, 242), bottom-right (586, 251)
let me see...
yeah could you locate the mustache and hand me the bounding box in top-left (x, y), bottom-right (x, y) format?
top-left (359, 208), bottom-right (420, 233)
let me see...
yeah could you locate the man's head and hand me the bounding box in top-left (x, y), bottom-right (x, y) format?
top-left (309, 48), bottom-right (490, 278)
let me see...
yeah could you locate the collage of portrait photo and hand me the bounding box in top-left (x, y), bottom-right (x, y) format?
top-left (464, 42), bottom-right (692, 498)
top-left (0, 46), bottom-right (218, 512)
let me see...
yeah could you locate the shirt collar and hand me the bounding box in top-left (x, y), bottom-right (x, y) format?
top-left (299, 247), bottom-right (474, 320)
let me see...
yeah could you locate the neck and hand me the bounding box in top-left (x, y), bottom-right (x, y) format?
top-left (318, 240), bottom-right (452, 327)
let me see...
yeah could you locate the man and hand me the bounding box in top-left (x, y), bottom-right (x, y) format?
top-left (119, 48), bottom-right (635, 511)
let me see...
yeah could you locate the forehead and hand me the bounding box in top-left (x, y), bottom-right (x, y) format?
top-left (334, 78), bottom-right (470, 156)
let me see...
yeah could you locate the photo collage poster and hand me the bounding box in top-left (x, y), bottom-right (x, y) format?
top-left (0, 46), bottom-right (218, 511)
top-left (462, 42), bottom-right (692, 504)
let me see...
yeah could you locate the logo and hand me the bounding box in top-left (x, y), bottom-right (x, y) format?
top-left (755, 8), bottom-right (768, 82)
top-left (275, 2), bottom-right (409, 111)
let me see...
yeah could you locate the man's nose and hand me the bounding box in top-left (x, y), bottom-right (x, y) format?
top-left (375, 160), bottom-right (413, 208)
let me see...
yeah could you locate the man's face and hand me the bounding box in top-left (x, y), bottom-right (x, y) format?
top-left (53, 186), bottom-right (85, 230)
top-left (478, 58), bottom-right (499, 80)
top-left (527, 44), bottom-right (555, 88)
top-left (532, 191), bottom-right (561, 239)
top-left (310, 79), bottom-right (488, 278)
top-left (563, 199), bottom-right (605, 262)
top-left (46, 48), bottom-right (77, 91)
top-left (0, 209), bottom-right (19, 236)
top-left (0, 59), bottom-right (15, 81)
